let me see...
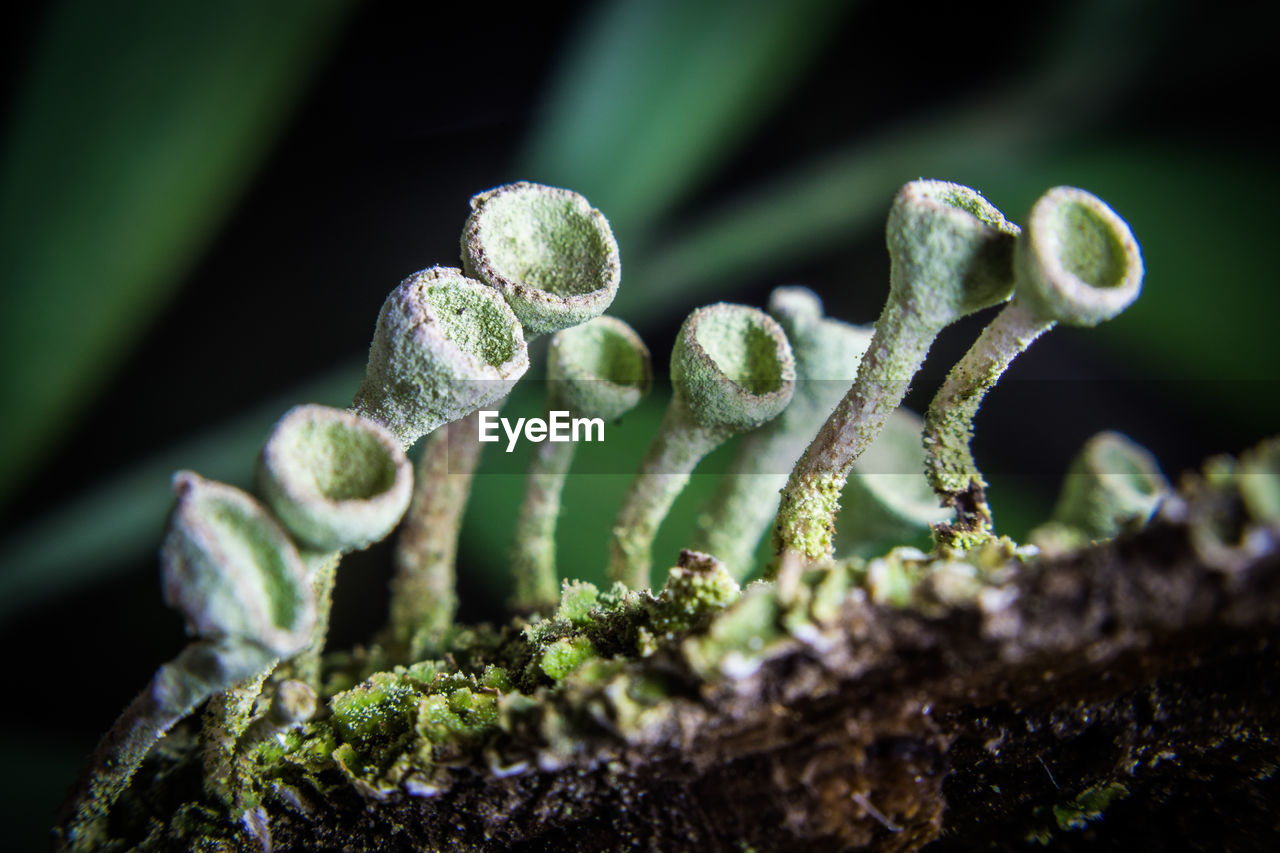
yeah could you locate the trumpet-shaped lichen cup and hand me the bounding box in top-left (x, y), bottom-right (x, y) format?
top-left (609, 303), bottom-right (795, 591)
top-left (462, 181), bottom-right (620, 337)
top-left (257, 404), bottom-right (412, 553)
top-left (351, 266), bottom-right (530, 448)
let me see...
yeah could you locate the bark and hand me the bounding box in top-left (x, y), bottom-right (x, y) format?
top-left (105, 472), bottom-right (1280, 852)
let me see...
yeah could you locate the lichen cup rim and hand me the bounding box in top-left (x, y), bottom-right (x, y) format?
top-left (896, 178), bottom-right (1020, 236)
top-left (1087, 431), bottom-right (1166, 501)
top-left (257, 404), bottom-right (413, 552)
top-left (403, 266), bottom-right (531, 380)
top-left (673, 302), bottom-right (797, 432)
top-left (461, 181), bottom-right (621, 337)
top-left (887, 179), bottom-right (1022, 317)
top-left (161, 472), bottom-right (315, 657)
top-left (1017, 186), bottom-right (1144, 327)
top-left (548, 315), bottom-right (652, 421)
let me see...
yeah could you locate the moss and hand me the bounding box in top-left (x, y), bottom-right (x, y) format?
top-left (416, 689), bottom-right (499, 742)
top-left (683, 583), bottom-right (785, 679)
top-left (329, 673), bottom-right (419, 744)
top-left (556, 580), bottom-right (601, 626)
top-left (649, 550), bottom-right (741, 634)
top-left (1052, 782), bottom-right (1130, 831)
top-left (540, 635), bottom-right (598, 681)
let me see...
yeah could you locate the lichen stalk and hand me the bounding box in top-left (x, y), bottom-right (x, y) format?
top-left (608, 399), bottom-right (725, 591)
top-left (692, 287), bottom-right (870, 579)
top-left (609, 303), bottom-right (794, 591)
top-left (770, 180), bottom-right (1020, 577)
top-left (511, 316), bottom-right (651, 612)
top-left (922, 297), bottom-right (1051, 540)
top-left (390, 411), bottom-right (484, 657)
top-left (922, 186), bottom-right (1143, 546)
top-left (770, 298), bottom-right (941, 574)
top-left (512, 437), bottom-right (579, 610)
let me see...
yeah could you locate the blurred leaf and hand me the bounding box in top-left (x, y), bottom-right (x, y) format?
top-left (622, 0), bottom-right (1165, 323)
top-left (978, 145), bottom-right (1280, 435)
top-left (0, 365), bottom-right (361, 626)
top-left (523, 0), bottom-right (849, 240)
top-left (3, 0), bottom-right (1235, 619)
top-left (0, 0), bottom-right (351, 504)
top-left (459, 383), bottom-right (739, 594)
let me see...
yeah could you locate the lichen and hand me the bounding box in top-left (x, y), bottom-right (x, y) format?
top-left (539, 636), bottom-right (598, 681)
top-left (68, 180), bottom-right (1280, 852)
top-left (1051, 782), bottom-right (1130, 832)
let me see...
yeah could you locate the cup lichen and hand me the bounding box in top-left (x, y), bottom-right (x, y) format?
top-left (692, 287), bottom-right (871, 578)
top-left (462, 181), bottom-right (621, 337)
top-left (1039, 431), bottom-right (1169, 545)
top-left (608, 303), bottom-right (795, 591)
top-left (351, 266), bottom-right (530, 449)
top-left (62, 178), bottom-right (1216, 853)
top-left (771, 180), bottom-right (1019, 577)
top-left (393, 182), bottom-right (621, 654)
top-left (922, 186), bottom-right (1144, 545)
top-left (511, 315), bottom-right (652, 612)
top-left (257, 404), bottom-right (412, 553)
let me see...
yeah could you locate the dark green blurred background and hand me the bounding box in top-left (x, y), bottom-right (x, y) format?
top-left (0, 0), bottom-right (1275, 846)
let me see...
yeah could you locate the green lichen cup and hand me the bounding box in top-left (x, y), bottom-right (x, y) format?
top-left (462, 182), bottom-right (621, 337)
top-left (1015, 186), bottom-right (1144, 327)
top-left (352, 266), bottom-right (530, 448)
top-left (161, 472), bottom-right (315, 657)
top-left (257, 404), bottom-right (413, 552)
top-left (921, 186), bottom-right (1144, 545)
top-left (671, 302), bottom-right (796, 434)
top-left (608, 303), bottom-right (795, 590)
top-left (547, 315), bottom-right (652, 420)
top-left (886, 179), bottom-right (1022, 322)
top-left (1051, 431), bottom-right (1169, 539)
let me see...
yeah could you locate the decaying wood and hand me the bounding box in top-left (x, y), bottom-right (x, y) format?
top-left (115, 487), bottom-right (1280, 852)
